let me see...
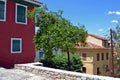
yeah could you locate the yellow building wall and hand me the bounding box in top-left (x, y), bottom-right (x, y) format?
top-left (78, 48), bottom-right (111, 76)
top-left (78, 50), bottom-right (94, 74)
top-left (93, 49), bottom-right (111, 76)
top-left (87, 36), bottom-right (103, 47)
top-left (83, 63), bottom-right (94, 74)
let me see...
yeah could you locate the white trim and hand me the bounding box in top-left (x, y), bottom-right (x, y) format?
top-left (15, 3), bottom-right (27, 25)
top-left (23, 0), bottom-right (41, 6)
top-left (0, 0), bottom-right (6, 21)
top-left (11, 38), bottom-right (22, 53)
top-left (35, 13), bottom-right (39, 24)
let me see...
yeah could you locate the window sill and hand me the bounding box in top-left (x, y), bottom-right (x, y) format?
top-left (11, 51), bottom-right (22, 54)
top-left (0, 19), bottom-right (6, 22)
top-left (16, 21), bottom-right (27, 25)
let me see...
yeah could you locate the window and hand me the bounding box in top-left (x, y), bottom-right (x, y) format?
top-left (0, 0), bottom-right (6, 21)
top-left (16, 3), bottom-right (27, 24)
top-left (97, 67), bottom-right (101, 75)
top-left (82, 53), bottom-right (86, 60)
top-left (101, 53), bottom-right (104, 60)
top-left (82, 67), bottom-right (86, 73)
top-left (39, 51), bottom-right (44, 58)
top-left (103, 41), bottom-right (107, 47)
top-left (35, 13), bottom-right (39, 24)
top-left (106, 53), bottom-right (109, 60)
top-left (103, 65), bottom-right (109, 72)
top-left (97, 53), bottom-right (99, 61)
top-left (11, 38), bottom-right (22, 53)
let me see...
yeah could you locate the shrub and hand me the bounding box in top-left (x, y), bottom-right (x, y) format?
top-left (39, 53), bottom-right (83, 71)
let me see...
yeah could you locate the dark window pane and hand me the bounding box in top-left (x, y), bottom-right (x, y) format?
top-left (97, 53), bottom-right (99, 61)
top-left (82, 53), bottom-right (86, 60)
top-left (82, 67), bottom-right (86, 73)
top-left (106, 53), bottom-right (109, 60)
top-left (97, 67), bottom-right (101, 75)
top-left (0, 1), bottom-right (5, 19)
top-left (12, 40), bottom-right (20, 52)
top-left (17, 5), bottom-right (26, 23)
top-left (101, 53), bottom-right (104, 60)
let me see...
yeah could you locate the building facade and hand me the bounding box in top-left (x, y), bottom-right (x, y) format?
top-left (0, 0), bottom-right (41, 68)
top-left (77, 34), bottom-right (111, 76)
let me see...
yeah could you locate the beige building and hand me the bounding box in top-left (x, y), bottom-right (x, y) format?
top-left (77, 34), bottom-right (111, 76)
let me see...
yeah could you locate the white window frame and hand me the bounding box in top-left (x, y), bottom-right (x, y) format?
top-left (15, 3), bottom-right (27, 24)
top-left (0, 0), bottom-right (6, 21)
top-left (35, 13), bottom-right (39, 24)
top-left (11, 38), bottom-right (22, 53)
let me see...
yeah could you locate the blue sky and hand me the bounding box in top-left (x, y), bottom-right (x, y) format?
top-left (39, 0), bottom-right (120, 37)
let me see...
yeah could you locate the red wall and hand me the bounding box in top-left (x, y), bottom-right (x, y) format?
top-left (0, 0), bottom-right (35, 68)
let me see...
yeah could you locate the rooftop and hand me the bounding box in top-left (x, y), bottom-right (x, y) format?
top-left (89, 34), bottom-right (108, 41)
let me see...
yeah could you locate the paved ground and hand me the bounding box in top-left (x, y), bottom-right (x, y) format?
top-left (0, 68), bottom-right (48, 80)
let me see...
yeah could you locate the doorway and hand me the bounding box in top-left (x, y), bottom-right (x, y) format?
top-left (82, 67), bottom-right (86, 73)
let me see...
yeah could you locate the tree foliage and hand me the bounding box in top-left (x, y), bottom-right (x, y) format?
top-left (113, 25), bottom-right (120, 42)
top-left (113, 24), bottom-right (120, 55)
top-left (114, 55), bottom-right (120, 75)
top-left (113, 24), bottom-right (120, 76)
top-left (28, 5), bottom-right (88, 63)
top-left (40, 53), bottom-right (83, 71)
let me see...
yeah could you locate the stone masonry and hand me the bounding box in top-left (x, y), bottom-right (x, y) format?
top-left (15, 62), bottom-right (120, 80)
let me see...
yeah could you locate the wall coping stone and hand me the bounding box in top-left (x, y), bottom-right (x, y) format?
top-left (14, 62), bottom-right (120, 80)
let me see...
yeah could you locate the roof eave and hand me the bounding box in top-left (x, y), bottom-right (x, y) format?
top-left (24, 0), bottom-right (42, 6)
top-left (76, 47), bottom-right (110, 50)
top-left (11, 0), bottom-right (42, 7)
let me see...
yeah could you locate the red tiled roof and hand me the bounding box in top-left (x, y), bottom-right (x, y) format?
top-left (89, 34), bottom-right (108, 41)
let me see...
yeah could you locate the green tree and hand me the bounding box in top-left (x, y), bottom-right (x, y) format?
top-left (113, 24), bottom-right (120, 76)
top-left (28, 6), bottom-right (64, 61)
top-left (113, 24), bottom-right (120, 53)
top-left (57, 21), bottom-right (87, 70)
top-left (28, 6), bottom-right (87, 70)
top-left (40, 53), bottom-right (83, 71)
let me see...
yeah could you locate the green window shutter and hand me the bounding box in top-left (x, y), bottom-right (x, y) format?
top-left (17, 5), bottom-right (26, 23)
top-left (0, 1), bottom-right (5, 19)
top-left (12, 40), bottom-right (20, 52)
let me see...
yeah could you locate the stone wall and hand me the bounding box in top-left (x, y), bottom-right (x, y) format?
top-left (15, 62), bottom-right (120, 80)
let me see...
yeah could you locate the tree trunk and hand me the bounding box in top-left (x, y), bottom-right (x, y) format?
top-left (67, 47), bottom-right (70, 70)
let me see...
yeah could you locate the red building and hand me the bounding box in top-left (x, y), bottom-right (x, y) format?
top-left (0, 0), bottom-right (41, 68)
